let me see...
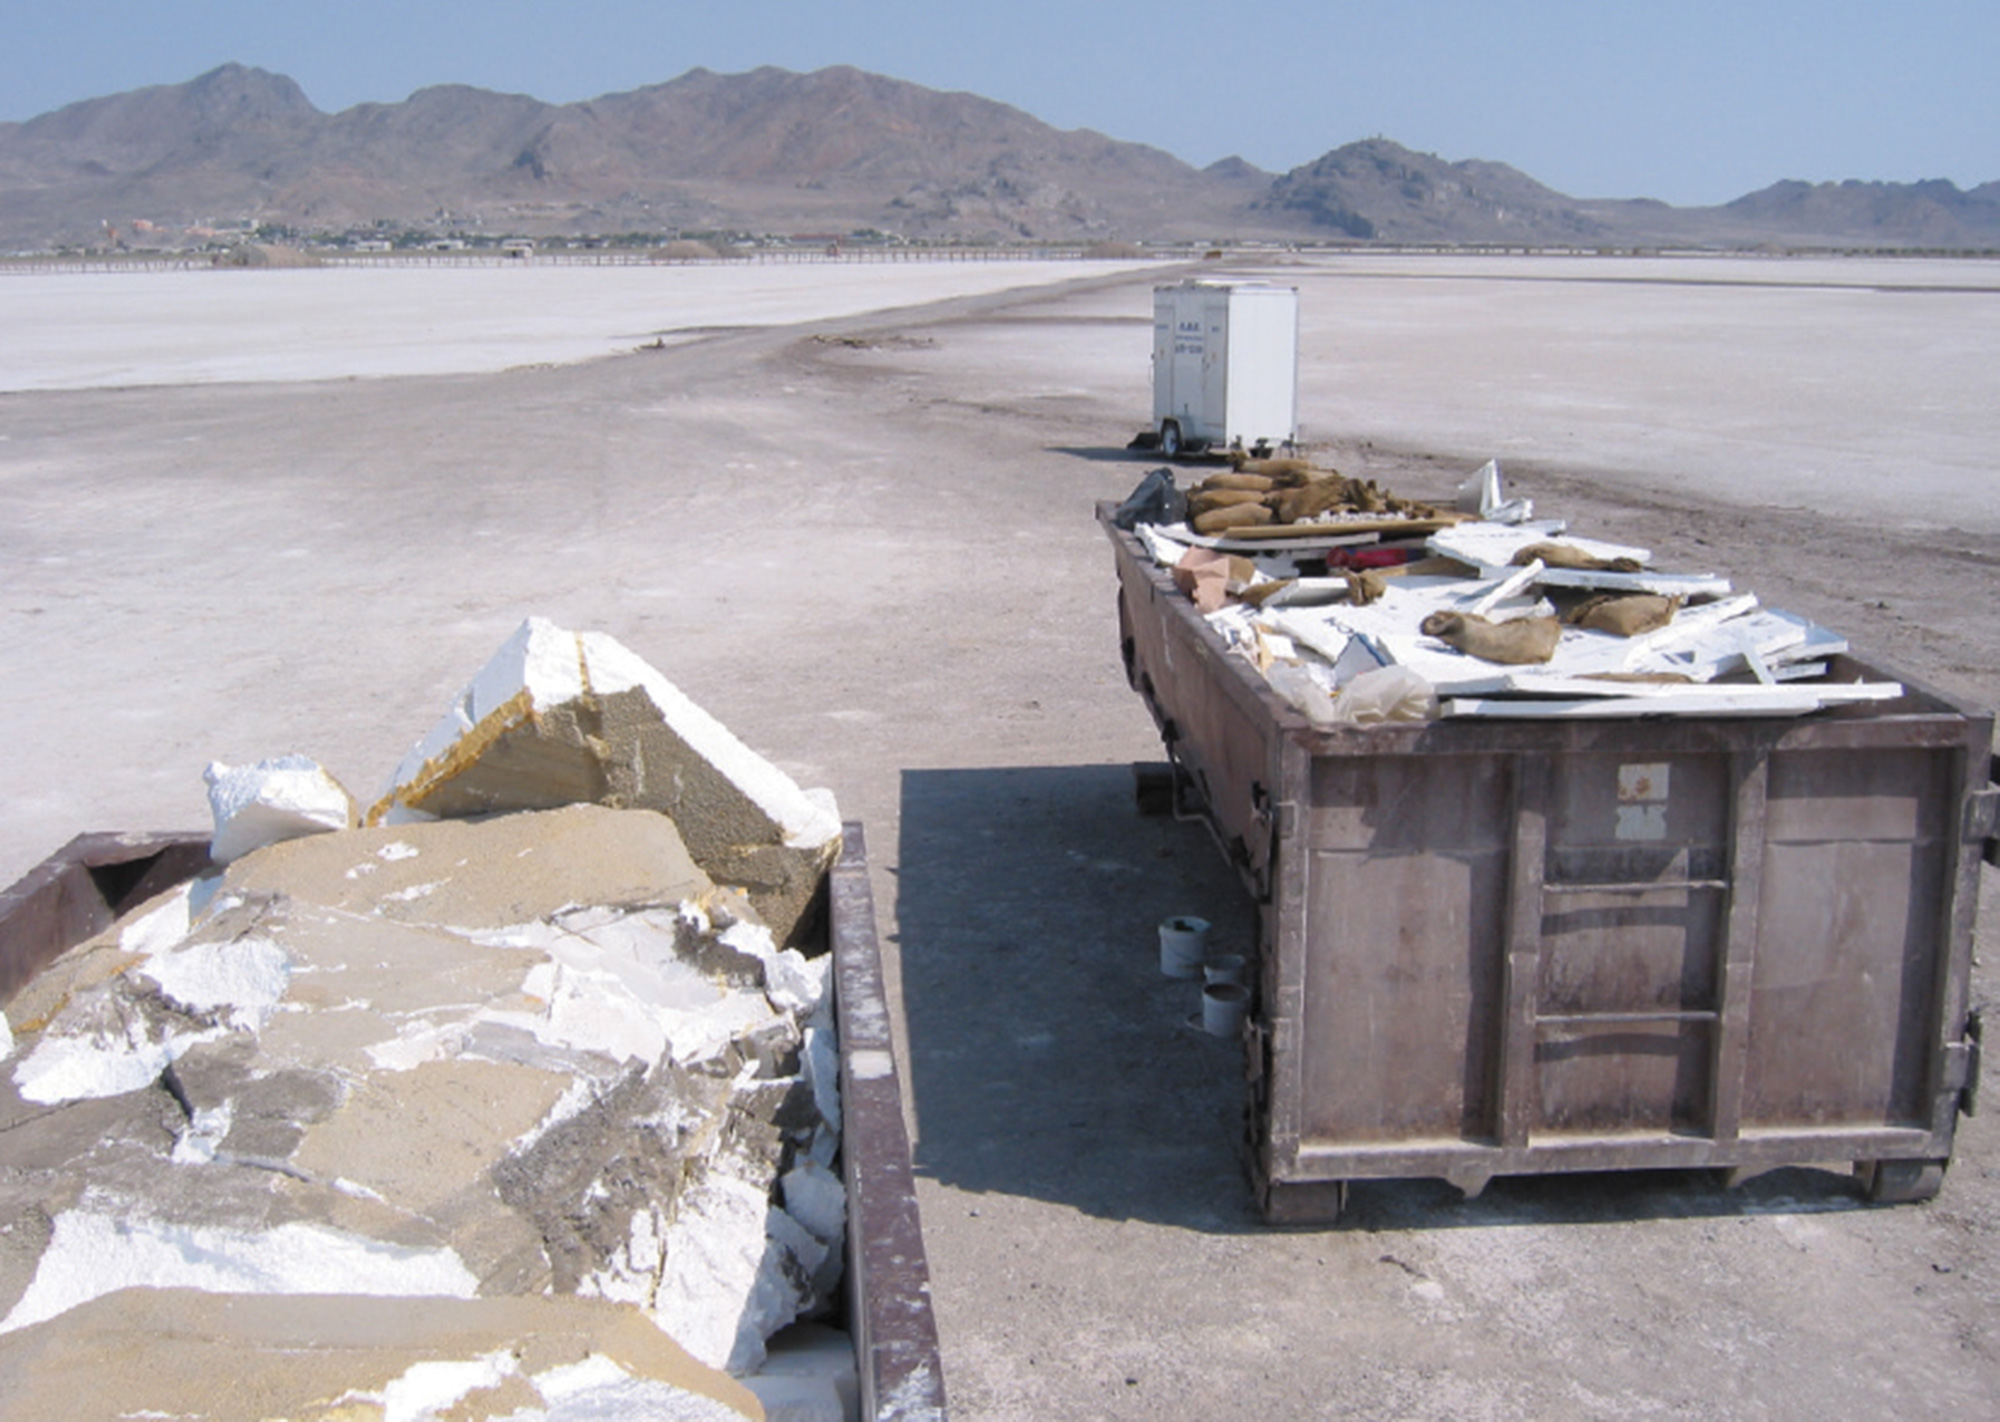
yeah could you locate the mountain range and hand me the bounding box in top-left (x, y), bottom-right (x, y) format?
top-left (2, 63), bottom-right (1995, 252)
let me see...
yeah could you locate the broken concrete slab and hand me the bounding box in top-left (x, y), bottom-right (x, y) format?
top-left (370, 617), bottom-right (842, 945)
top-left (0, 1288), bottom-right (760, 1420)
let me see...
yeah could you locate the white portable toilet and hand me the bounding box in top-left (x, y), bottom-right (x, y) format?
top-left (1151, 279), bottom-right (1298, 458)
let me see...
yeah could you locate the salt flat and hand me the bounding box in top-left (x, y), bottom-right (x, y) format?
top-left (0, 258), bottom-right (1150, 391)
top-left (0, 252), bottom-right (1995, 1420)
top-left (947, 252), bottom-right (2000, 535)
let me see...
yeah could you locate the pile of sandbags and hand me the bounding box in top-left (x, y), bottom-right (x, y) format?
top-left (1186, 458), bottom-right (1452, 536)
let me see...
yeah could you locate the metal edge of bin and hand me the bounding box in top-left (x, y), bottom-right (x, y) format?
top-left (0, 830), bottom-right (213, 1006)
top-left (830, 822), bottom-right (949, 1421)
top-left (2, 823), bottom-right (951, 1421)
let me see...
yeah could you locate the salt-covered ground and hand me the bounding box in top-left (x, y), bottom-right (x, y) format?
top-left (937, 252), bottom-right (2000, 536)
top-left (0, 258), bottom-right (1152, 391)
top-left (1, 252), bottom-right (1996, 1420)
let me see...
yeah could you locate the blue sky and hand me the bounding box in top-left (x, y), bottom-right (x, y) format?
top-left (3, 0), bottom-right (1994, 206)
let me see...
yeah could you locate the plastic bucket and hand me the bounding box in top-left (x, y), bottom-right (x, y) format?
top-left (1159, 916), bottom-right (1210, 978)
top-left (1203, 982), bottom-right (1249, 1037)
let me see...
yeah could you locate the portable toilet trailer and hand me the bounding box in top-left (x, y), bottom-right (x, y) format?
top-left (1151, 279), bottom-right (1299, 458)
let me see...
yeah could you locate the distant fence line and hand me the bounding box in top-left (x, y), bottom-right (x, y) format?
top-left (8, 243), bottom-right (1998, 277)
top-left (0, 246), bottom-right (1176, 275)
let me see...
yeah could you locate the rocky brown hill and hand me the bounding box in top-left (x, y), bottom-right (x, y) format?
top-left (1255, 137), bottom-right (1614, 244)
top-left (1, 63), bottom-right (1993, 251)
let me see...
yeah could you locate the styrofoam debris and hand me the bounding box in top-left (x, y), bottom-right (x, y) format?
top-left (203, 755), bottom-right (356, 865)
top-left (1428, 520), bottom-right (1650, 572)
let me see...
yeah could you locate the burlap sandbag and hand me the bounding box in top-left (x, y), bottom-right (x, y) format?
top-left (1193, 502), bottom-right (1276, 535)
top-left (1229, 454), bottom-right (1316, 480)
top-left (1189, 488), bottom-right (1270, 516)
top-left (1343, 569), bottom-right (1388, 606)
top-left (1201, 472), bottom-right (1276, 493)
top-left (1421, 611), bottom-right (1562, 664)
top-left (1512, 542), bottom-right (1645, 573)
top-left (1569, 593), bottom-right (1679, 637)
top-left (1275, 477), bottom-right (1361, 525)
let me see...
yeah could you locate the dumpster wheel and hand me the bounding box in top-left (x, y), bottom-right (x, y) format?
top-left (1856, 1158), bottom-right (1946, 1204)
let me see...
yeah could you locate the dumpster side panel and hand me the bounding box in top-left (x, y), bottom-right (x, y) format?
top-left (1116, 541), bottom-right (1287, 890)
top-left (1744, 748), bottom-right (1953, 1129)
top-left (1299, 753), bottom-right (1512, 1143)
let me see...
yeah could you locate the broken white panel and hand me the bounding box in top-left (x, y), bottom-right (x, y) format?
top-left (1619, 594), bottom-right (1762, 678)
top-left (1296, 583), bottom-right (1542, 691)
top-left (1466, 559), bottom-right (1545, 617)
top-left (205, 756), bottom-right (356, 865)
top-left (1441, 681), bottom-right (1903, 720)
top-left (1533, 567), bottom-right (1734, 598)
top-left (1427, 520), bottom-right (1648, 575)
top-left (1257, 577), bottom-right (1356, 609)
top-left (1454, 459), bottom-right (1534, 524)
top-left (1455, 459), bottom-right (1500, 515)
top-left (1204, 604), bottom-right (1261, 660)
top-left (1638, 607), bottom-right (1847, 683)
top-left (1196, 527), bottom-right (1383, 553)
top-left (1265, 608), bottom-right (1352, 668)
top-left (1138, 522), bottom-right (1190, 567)
top-left (1332, 635), bottom-right (1390, 686)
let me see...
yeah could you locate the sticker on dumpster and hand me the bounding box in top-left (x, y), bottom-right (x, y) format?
top-left (1616, 762), bottom-right (1669, 841)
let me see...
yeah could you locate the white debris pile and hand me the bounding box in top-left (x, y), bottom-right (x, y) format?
top-left (0, 619), bottom-right (858, 1420)
top-left (1141, 460), bottom-right (1904, 723)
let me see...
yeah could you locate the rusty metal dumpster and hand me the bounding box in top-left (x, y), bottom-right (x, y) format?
top-left (1102, 507), bottom-right (1994, 1223)
top-left (0, 823), bottom-right (946, 1420)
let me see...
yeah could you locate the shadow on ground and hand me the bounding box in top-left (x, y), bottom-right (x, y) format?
top-left (1047, 445), bottom-right (1155, 464)
top-left (895, 764), bottom-right (1881, 1235)
top-left (897, 764), bottom-right (1263, 1231)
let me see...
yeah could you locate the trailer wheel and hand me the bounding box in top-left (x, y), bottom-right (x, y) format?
top-left (1857, 1158), bottom-right (1946, 1204)
top-left (1159, 421), bottom-right (1182, 459)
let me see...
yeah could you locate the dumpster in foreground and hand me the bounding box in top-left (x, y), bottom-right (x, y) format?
top-left (0, 822), bottom-right (947, 1420)
top-left (1103, 504), bottom-right (1994, 1223)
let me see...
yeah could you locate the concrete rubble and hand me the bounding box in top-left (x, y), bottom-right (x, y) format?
top-left (0, 620), bottom-right (860, 1421)
top-left (1135, 460), bottom-right (1904, 723)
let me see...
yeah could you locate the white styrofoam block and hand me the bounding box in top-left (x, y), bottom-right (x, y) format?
top-left (204, 755), bottom-right (355, 865)
top-left (780, 1159), bottom-right (847, 1247)
top-left (378, 618), bottom-right (841, 856)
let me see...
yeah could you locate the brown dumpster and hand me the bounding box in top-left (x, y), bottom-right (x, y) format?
top-left (1102, 507), bottom-right (1994, 1223)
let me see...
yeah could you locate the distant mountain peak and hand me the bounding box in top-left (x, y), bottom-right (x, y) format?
top-left (1258, 137), bottom-right (1606, 243)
